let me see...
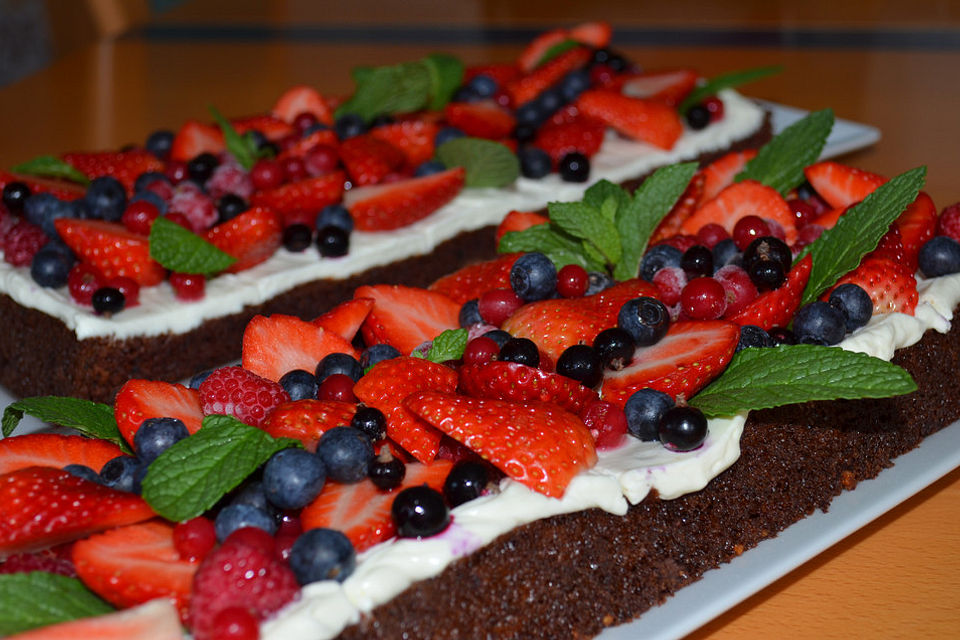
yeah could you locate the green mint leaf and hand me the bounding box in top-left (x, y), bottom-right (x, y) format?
top-left (335, 62), bottom-right (431, 122)
top-left (2, 397), bottom-right (130, 452)
top-left (583, 179), bottom-right (631, 222)
top-left (209, 105), bottom-right (258, 171)
top-left (690, 344), bottom-right (917, 418)
top-left (352, 65), bottom-right (374, 85)
top-left (614, 162), bottom-right (698, 281)
top-left (678, 65), bottom-right (783, 114)
top-left (735, 108), bottom-right (834, 195)
top-left (498, 224), bottom-right (605, 272)
top-left (149, 216), bottom-right (236, 275)
top-left (11, 155), bottom-right (90, 185)
top-left (423, 53), bottom-right (465, 111)
top-left (435, 137), bottom-right (519, 188)
top-left (0, 573), bottom-right (113, 634)
top-left (798, 166), bottom-right (926, 305)
top-left (548, 201), bottom-right (621, 266)
top-left (141, 415), bottom-right (300, 521)
top-left (426, 328), bottom-right (469, 363)
top-left (535, 39), bottom-right (580, 67)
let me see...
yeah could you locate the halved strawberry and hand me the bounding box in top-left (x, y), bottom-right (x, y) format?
top-left (464, 63), bottom-right (521, 88)
top-left (62, 150), bottom-right (165, 194)
top-left (54, 219), bottom-right (166, 286)
top-left (568, 21), bottom-right (613, 49)
top-left (725, 255), bottom-right (812, 329)
top-left (355, 284), bottom-right (461, 354)
top-left (368, 120), bottom-right (439, 169)
top-left (600, 320), bottom-right (740, 406)
top-left (272, 85), bottom-right (334, 125)
top-left (828, 256), bottom-right (918, 315)
top-left (406, 392), bottom-right (596, 498)
top-left (507, 47), bottom-right (593, 106)
top-left (618, 68), bottom-right (699, 107)
top-left (650, 171), bottom-right (706, 243)
top-left (575, 89), bottom-right (685, 150)
top-left (699, 149), bottom-right (758, 204)
top-left (0, 467), bottom-right (155, 555)
top-left (495, 209), bottom-right (549, 244)
top-left (344, 167), bottom-right (465, 232)
top-left (203, 206), bottom-right (283, 272)
top-left (804, 161), bottom-right (888, 209)
top-left (73, 521), bottom-right (197, 621)
top-left (312, 297), bottom-right (374, 341)
top-left (169, 120), bottom-right (225, 163)
top-left (352, 356), bottom-right (458, 463)
top-left (533, 117), bottom-right (607, 166)
top-left (6, 599), bottom-right (182, 640)
top-left (231, 114), bottom-right (297, 142)
top-left (262, 399), bottom-right (357, 452)
top-left (338, 135), bottom-right (407, 186)
top-left (444, 101), bottom-right (517, 140)
top-left (894, 191), bottom-right (937, 272)
top-left (428, 253), bottom-right (522, 304)
top-left (679, 179), bottom-right (797, 244)
top-left (868, 225), bottom-right (906, 264)
top-left (114, 379), bottom-right (204, 448)
top-left (459, 361), bottom-right (598, 414)
top-left (277, 128), bottom-right (340, 160)
top-left (516, 27), bottom-right (569, 72)
top-left (249, 172), bottom-right (344, 227)
top-left (0, 169), bottom-right (85, 201)
top-left (241, 314), bottom-right (359, 383)
top-left (0, 434), bottom-right (124, 476)
top-left (301, 459), bottom-right (453, 552)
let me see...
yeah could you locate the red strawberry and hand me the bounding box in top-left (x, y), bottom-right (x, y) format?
top-left (301, 459), bottom-right (453, 552)
top-left (650, 171), bottom-right (706, 243)
top-left (368, 120), bottom-right (439, 169)
top-left (272, 85), bottom-right (334, 125)
top-left (617, 68), bottom-right (699, 107)
top-left (344, 167), bottom-right (465, 232)
top-left (502, 278), bottom-right (661, 361)
top-left (114, 379), bottom-right (204, 448)
top-left (73, 521), bottom-right (197, 621)
top-left (533, 117), bottom-right (607, 165)
top-left (575, 89), bottom-right (684, 150)
top-left (444, 101), bottom-right (517, 140)
top-left (203, 205), bottom-right (283, 272)
top-left (459, 361), bottom-right (599, 414)
top-left (568, 21), bottom-right (614, 49)
top-left (893, 191), bottom-right (937, 272)
top-left (464, 63), bottom-right (521, 87)
top-left (62, 150), bottom-right (165, 194)
top-left (197, 366), bottom-right (290, 428)
top-left (7, 599), bottom-right (182, 640)
top-left (868, 225), bottom-right (906, 264)
top-left (726, 255), bottom-right (812, 330)
top-left (405, 392), bottom-right (597, 498)
top-left (262, 399), bottom-right (358, 452)
top-left (353, 356), bottom-right (458, 463)
top-left (338, 135), bottom-right (407, 186)
top-left (54, 219), bottom-right (166, 286)
top-left (0, 466), bottom-right (155, 556)
top-left (495, 209), bottom-right (549, 244)
top-left (277, 128), bottom-right (340, 160)
top-left (679, 180), bottom-right (797, 244)
top-left (829, 256), bottom-right (918, 315)
top-left (428, 253), bottom-right (522, 304)
top-left (249, 172), bottom-right (344, 226)
top-left (242, 313), bottom-right (358, 382)
top-left (507, 47), bottom-right (593, 106)
top-left (169, 120), bottom-right (225, 163)
top-left (0, 433), bottom-right (124, 476)
top-left (356, 284), bottom-right (461, 354)
top-left (600, 320), bottom-right (740, 406)
top-left (699, 149), bottom-right (758, 204)
top-left (0, 169), bottom-right (85, 201)
top-left (230, 114), bottom-right (296, 142)
top-left (0, 549), bottom-right (76, 577)
top-left (803, 161), bottom-right (888, 209)
top-left (516, 27), bottom-right (569, 72)
top-left (312, 297), bottom-right (374, 341)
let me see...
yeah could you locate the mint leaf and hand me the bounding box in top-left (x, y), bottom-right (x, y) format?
top-left (548, 201), bottom-right (621, 266)
top-left (798, 166), bottom-right (926, 305)
top-left (335, 62), bottom-right (431, 122)
top-left (423, 53), bottom-right (464, 111)
top-left (0, 573), bottom-right (113, 634)
top-left (736, 109), bottom-right (834, 195)
top-left (2, 397), bottom-right (130, 452)
top-left (499, 224), bottom-right (606, 272)
top-left (583, 179), bottom-right (630, 222)
top-left (614, 162), bottom-right (698, 281)
top-left (678, 65), bottom-right (783, 114)
top-left (425, 328), bottom-right (468, 363)
top-left (149, 216), bottom-right (236, 275)
top-left (436, 137), bottom-right (519, 188)
top-left (535, 39), bottom-right (580, 67)
top-left (690, 344), bottom-right (917, 418)
top-left (142, 415), bottom-right (300, 521)
top-left (209, 105), bottom-right (260, 170)
top-left (11, 155), bottom-right (90, 185)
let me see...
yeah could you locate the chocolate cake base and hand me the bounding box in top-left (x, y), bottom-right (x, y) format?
top-left (338, 321), bottom-right (960, 639)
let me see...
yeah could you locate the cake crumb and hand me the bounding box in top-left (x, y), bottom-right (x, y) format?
top-left (841, 470), bottom-right (858, 490)
top-left (602, 614), bottom-right (615, 626)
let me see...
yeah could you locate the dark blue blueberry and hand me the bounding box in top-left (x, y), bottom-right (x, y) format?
top-left (466, 74), bottom-right (498, 98)
top-left (30, 245), bottom-right (73, 288)
top-left (316, 352), bottom-right (363, 383)
top-left (92, 287), bottom-right (125, 315)
top-left (828, 283), bottom-right (873, 332)
top-left (99, 455), bottom-right (141, 493)
top-left (130, 190), bottom-right (168, 215)
top-left (303, 122), bottom-right (331, 136)
top-left (360, 343), bottom-right (401, 369)
top-left (230, 480), bottom-right (278, 521)
top-left (534, 87), bottom-right (564, 116)
top-left (435, 127), bottom-right (466, 147)
top-left (510, 251), bottom-right (557, 301)
top-left (2, 181), bottom-right (31, 213)
top-left (279, 369), bottom-right (319, 401)
top-left (368, 114), bottom-right (395, 129)
top-left (513, 122), bottom-right (538, 145)
top-left (482, 329), bottom-right (512, 348)
top-left (585, 271), bottom-right (616, 295)
top-left (133, 171), bottom-right (170, 194)
top-left (145, 129), bottom-right (174, 159)
top-left (558, 152), bottom-right (590, 183)
top-left (556, 344), bottom-right (603, 388)
top-left (24, 193), bottom-right (72, 237)
top-left (414, 160), bottom-right (447, 177)
top-left (244, 130), bottom-right (268, 150)
top-left (452, 86), bottom-right (480, 103)
top-left (187, 153), bottom-right (219, 185)
top-left (189, 369), bottom-right (213, 390)
top-left (392, 485), bottom-right (450, 538)
top-left (214, 503), bottom-right (277, 542)
top-left (316, 426), bottom-right (374, 483)
top-left (315, 204), bottom-right (353, 233)
top-left (64, 464), bottom-right (102, 484)
top-left (769, 327), bottom-right (797, 346)
top-left (350, 406), bottom-right (387, 442)
top-left (263, 448), bottom-right (327, 510)
top-left (133, 417), bottom-right (189, 464)
top-left (498, 337), bottom-right (540, 367)
top-left (317, 225), bottom-right (349, 257)
top-left (640, 244), bottom-right (683, 282)
top-left (559, 68), bottom-right (591, 102)
top-left (459, 299), bottom-right (483, 327)
top-left (40, 237), bottom-right (74, 258)
top-left (85, 176), bottom-right (127, 221)
top-left (736, 325), bottom-right (774, 352)
top-left (217, 193), bottom-right (248, 222)
top-left (334, 113), bottom-right (367, 140)
top-left (515, 102), bottom-right (544, 127)
top-left (69, 198), bottom-right (93, 220)
top-left (792, 301), bottom-right (847, 345)
top-left (131, 461), bottom-right (150, 494)
top-left (685, 105), bottom-right (710, 130)
top-left (624, 388), bottom-right (675, 441)
top-left (711, 238), bottom-right (740, 271)
top-left (659, 406), bottom-right (708, 451)
top-left (618, 297), bottom-right (670, 346)
top-left (517, 147), bottom-right (551, 179)
top-left (289, 528), bottom-right (356, 585)
top-left (918, 236), bottom-right (960, 278)
top-left (593, 327), bottom-right (635, 369)
top-left (283, 224), bottom-right (314, 252)
top-left (796, 181), bottom-right (817, 200)
top-left (443, 460), bottom-right (488, 507)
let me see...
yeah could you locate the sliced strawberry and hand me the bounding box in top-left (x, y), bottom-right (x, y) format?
top-left (6, 599), bottom-right (182, 640)
top-left (368, 120), bottom-right (439, 169)
top-left (262, 399), bottom-right (357, 452)
top-left (355, 284), bottom-right (461, 355)
top-left (868, 225), bottom-right (906, 264)
top-left (893, 191), bottom-right (937, 272)
top-left (249, 172), bottom-right (344, 227)
top-left (726, 254), bottom-right (811, 330)
top-left (0, 169), bottom-right (85, 201)
top-left (600, 320), bottom-right (740, 406)
top-left (344, 167), bottom-right (465, 232)
top-left (169, 120), bottom-right (225, 163)
top-left (444, 101), bottom-right (517, 140)
top-left (507, 47), bottom-right (593, 106)
top-left (459, 361), bottom-right (598, 414)
top-left (810, 204), bottom-right (848, 230)
top-left (803, 161), bottom-right (888, 209)
top-left (428, 253), bottom-right (522, 304)
top-left (575, 89), bottom-right (684, 150)
top-left (700, 149), bottom-right (758, 204)
top-left (516, 27), bottom-right (569, 72)
top-left (73, 521), bottom-right (196, 621)
top-left (54, 219), bottom-right (166, 286)
top-left (0, 434), bottom-right (124, 476)
top-left (405, 392), bottom-right (596, 498)
top-left (568, 21), bottom-right (613, 49)
top-left (277, 128), bottom-right (340, 160)
top-left (679, 179), bottom-right (797, 244)
top-left (312, 297), bottom-right (374, 341)
top-left (829, 256), bottom-right (918, 315)
top-left (203, 205), bottom-right (283, 272)
top-left (464, 63), bottom-right (521, 87)
top-left (0, 467), bottom-right (155, 555)
top-left (61, 150), bottom-right (165, 194)
top-left (231, 114), bottom-right (296, 142)
top-left (618, 68), bottom-right (699, 107)
top-left (533, 117), bottom-right (607, 166)
top-left (301, 459), bottom-right (453, 552)
top-left (114, 379), bottom-right (204, 448)
top-left (502, 278), bottom-right (661, 362)
top-left (272, 85), bottom-right (334, 125)
top-left (338, 135), bottom-right (407, 186)
top-left (352, 356), bottom-right (458, 463)
top-left (650, 171), bottom-right (706, 243)
top-left (496, 209), bottom-right (549, 244)
top-left (242, 314), bottom-right (359, 383)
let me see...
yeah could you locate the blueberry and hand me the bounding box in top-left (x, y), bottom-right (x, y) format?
top-left (515, 102), bottom-right (544, 127)
top-left (559, 68), bottom-right (591, 102)
top-left (92, 287), bottom-right (125, 315)
top-left (459, 299), bottom-right (483, 327)
top-left (189, 369), bottom-right (213, 390)
top-left (466, 74), bottom-right (498, 98)
top-left (711, 238), bottom-right (740, 271)
top-left (303, 122), bottom-right (330, 136)
top-left (510, 252), bottom-right (557, 301)
top-left (187, 153), bottom-right (219, 185)
top-left (317, 225), bottom-right (350, 257)
top-left (279, 369), bottom-right (319, 401)
top-left (482, 329), bottom-right (512, 348)
top-left (513, 122), bottom-right (538, 144)
top-left (769, 327), bottom-right (797, 346)
top-left (133, 417), bottom-right (189, 464)
top-left (133, 171), bottom-right (170, 194)
top-left (443, 460), bottom-right (489, 507)
top-left (534, 87), bottom-right (564, 116)
top-left (499, 337), bottom-right (540, 368)
top-left (316, 352), bottom-right (363, 383)
top-left (618, 297), bottom-right (670, 346)
top-left (828, 283), bottom-right (873, 332)
top-left (368, 452), bottom-right (405, 490)
top-left (263, 448), bottom-right (326, 510)
top-left (214, 503), bottom-right (277, 542)
top-left (392, 485), bottom-right (450, 538)
top-left (659, 406), bottom-right (708, 451)
top-left (793, 301), bottom-right (847, 345)
top-left (99, 455), bottom-right (140, 493)
top-left (369, 113), bottom-right (395, 129)
top-left (680, 245), bottom-right (714, 278)
top-left (315, 204), bottom-right (354, 233)
top-left (639, 244), bottom-right (683, 282)
top-left (316, 426), bottom-right (374, 483)
top-left (30, 246), bottom-right (73, 288)
top-left (360, 343), bottom-right (401, 369)
top-left (145, 129), bottom-right (174, 159)
top-left (585, 271), bottom-right (616, 295)
top-left (229, 480), bottom-right (279, 521)
top-left (414, 160), bottom-right (447, 177)
top-left (918, 236), bottom-right (960, 277)
top-left (593, 327), bottom-right (635, 369)
top-left (736, 325), bottom-right (774, 352)
top-left (334, 113), bottom-right (367, 140)
top-left (217, 193), bottom-right (248, 222)
top-left (85, 176), bottom-right (127, 221)
top-left (556, 344), bottom-right (603, 388)
top-left (452, 86), bottom-right (480, 103)
top-left (624, 388), bottom-right (675, 441)
top-left (558, 152), bottom-right (590, 183)
top-left (518, 147), bottom-right (552, 179)
top-left (435, 127), bottom-right (466, 147)
top-left (24, 193), bottom-right (72, 237)
top-left (686, 105), bottom-right (710, 130)
top-left (289, 528), bottom-right (356, 585)
top-left (130, 190), bottom-right (168, 215)
top-left (283, 224), bottom-right (314, 252)
top-left (2, 181), bottom-right (31, 213)
top-left (64, 464), bottom-right (102, 484)
top-left (351, 406), bottom-right (387, 441)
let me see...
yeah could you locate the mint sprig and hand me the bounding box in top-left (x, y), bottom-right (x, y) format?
top-left (141, 415), bottom-right (300, 521)
top-left (436, 137), bottom-right (519, 188)
top-left (798, 166), bottom-right (926, 305)
top-left (498, 223), bottom-right (605, 272)
top-left (535, 39), bottom-right (580, 67)
top-left (209, 105), bottom-right (263, 170)
top-left (423, 53), bottom-right (465, 111)
top-left (2, 396), bottom-right (130, 452)
top-left (0, 573), bottom-right (113, 635)
top-left (148, 216), bottom-right (236, 275)
top-left (415, 328), bottom-right (469, 363)
top-left (690, 344), bottom-right (916, 418)
top-left (678, 65), bottom-right (783, 114)
top-left (548, 200), bottom-right (622, 267)
top-left (11, 155), bottom-right (90, 185)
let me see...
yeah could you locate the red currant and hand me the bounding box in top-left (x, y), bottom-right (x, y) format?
top-left (556, 264), bottom-right (589, 298)
top-left (318, 373), bottom-right (356, 402)
top-left (280, 156), bottom-right (308, 182)
top-left (463, 336), bottom-right (500, 366)
top-left (250, 159), bottom-right (285, 190)
top-left (304, 145), bottom-right (339, 176)
top-left (121, 200), bottom-right (160, 235)
top-left (680, 277), bottom-right (727, 320)
top-left (67, 263), bottom-right (104, 306)
top-left (292, 111), bottom-right (319, 133)
top-left (793, 223), bottom-right (825, 253)
top-left (579, 399), bottom-right (628, 450)
top-left (786, 198), bottom-right (817, 229)
top-left (170, 272), bottom-right (206, 301)
top-left (477, 288), bottom-right (523, 326)
top-left (105, 276), bottom-right (140, 307)
top-left (713, 265), bottom-right (758, 316)
top-left (695, 223), bottom-right (729, 248)
top-left (211, 606), bottom-right (260, 640)
top-left (703, 95), bottom-right (725, 122)
top-left (732, 215), bottom-right (771, 250)
top-left (657, 234), bottom-right (698, 253)
top-left (172, 516), bottom-right (216, 562)
top-left (164, 160), bottom-right (188, 185)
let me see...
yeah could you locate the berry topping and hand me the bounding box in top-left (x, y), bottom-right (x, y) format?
top-left (658, 405), bottom-right (708, 451)
top-left (355, 284), bottom-right (461, 355)
top-left (459, 360), bottom-right (599, 413)
top-left (198, 366), bottom-right (290, 428)
top-left (392, 485), bottom-right (450, 538)
top-left (288, 528), bottom-right (356, 585)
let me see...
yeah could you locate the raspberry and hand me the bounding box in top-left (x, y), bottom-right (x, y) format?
top-left (2, 220), bottom-right (48, 266)
top-left (0, 550), bottom-right (76, 577)
top-left (937, 202), bottom-right (960, 242)
top-left (198, 366), bottom-right (290, 427)
top-left (170, 182), bottom-right (218, 233)
top-left (206, 160), bottom-right (253, 200)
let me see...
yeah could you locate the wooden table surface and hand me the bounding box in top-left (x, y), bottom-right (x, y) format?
top-left (1, 4), bottom-right (959, 638)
